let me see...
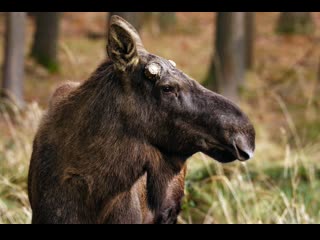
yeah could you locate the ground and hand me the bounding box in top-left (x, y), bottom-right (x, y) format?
top-left (0, 12), bottom-right (320, 223)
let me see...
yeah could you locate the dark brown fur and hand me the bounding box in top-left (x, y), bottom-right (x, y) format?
top-left (29, 77), bottom-right (187, 224)
top-left (50, 82), bottom-right (187, 224)
top-left (28, 16), bottom-right (255, 224)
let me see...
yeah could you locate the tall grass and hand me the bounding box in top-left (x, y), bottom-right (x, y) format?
top-left (180, 146), bottom-right (320, 224)
top-left (0, 102), bottom-right (43, 224)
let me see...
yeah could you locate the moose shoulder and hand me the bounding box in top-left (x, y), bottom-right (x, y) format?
top-left (28, 15), bottom-right (255, 224)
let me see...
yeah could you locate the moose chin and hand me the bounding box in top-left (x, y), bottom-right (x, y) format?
top-left (28, 15), bottom-right (255, 224)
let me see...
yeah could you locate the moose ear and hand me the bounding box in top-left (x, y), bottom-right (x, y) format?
top-left (107, 15), bottom-right (145, 71)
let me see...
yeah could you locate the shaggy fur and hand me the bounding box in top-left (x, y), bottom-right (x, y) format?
top-left (28, 15), bottom-right (255, 224)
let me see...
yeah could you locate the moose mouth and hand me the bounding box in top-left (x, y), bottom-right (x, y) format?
top-left (204, 140), bottom-right (253, 163)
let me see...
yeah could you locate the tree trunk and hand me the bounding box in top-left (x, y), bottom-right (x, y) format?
top-left (276, 12), bottom-right (315, 35)
top-left (245, 12), bottom-right (255, 70)
top-left (158, 12), bottom-right (177, 31)
top-left (317, 57), bottom-right (320, 96)
top-left (31, 12), bottom-right (61, 72)
top-left (1, 12), bottom-right (26, 108)
top-left (318, 57), bottom-right (320, 83)
top-left (205, 12), bottom-right (246, 102)
top-left (109, 12), bottom-right (144, 31)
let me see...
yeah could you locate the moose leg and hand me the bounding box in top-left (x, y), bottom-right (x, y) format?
top-left (146, 160), bottom-right (186, 223)
top-left (99, 191), bottom-right (143, 224)
top-left (155, 165), bottom-right (187, 224)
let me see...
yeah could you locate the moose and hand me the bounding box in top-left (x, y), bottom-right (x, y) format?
top-left (28, 15), bottom-right (255, 224)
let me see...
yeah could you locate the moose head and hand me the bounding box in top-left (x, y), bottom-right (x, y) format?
top-left (107, 15), bottom-right (255, 164)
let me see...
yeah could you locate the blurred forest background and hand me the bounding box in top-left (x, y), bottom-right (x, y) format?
top-left (0, 12), bottom-right (320, 224)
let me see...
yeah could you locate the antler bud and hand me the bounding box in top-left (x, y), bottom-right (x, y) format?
top-left (145, 62), bottom-right (162, 81)
top-left (168, 60), bottom-right (176, 68)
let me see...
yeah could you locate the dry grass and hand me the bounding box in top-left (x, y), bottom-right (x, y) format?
top-left (0, 102), bottom-right (42, 223)
top-left (0, 12), bottom-right (320, 224)
top-left (180, 114), bottom-right (320, 224)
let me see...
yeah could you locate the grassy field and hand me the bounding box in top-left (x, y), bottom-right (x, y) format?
top-left (1, 12), bottom-right (320, 224)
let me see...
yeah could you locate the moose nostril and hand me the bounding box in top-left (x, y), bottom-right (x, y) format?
top-left (236, 145), bottom-right (251, 160)
top-left (233, 135), bottom-right (254, 161)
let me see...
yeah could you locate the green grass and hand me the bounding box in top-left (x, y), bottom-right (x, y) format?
top-left (180, 149), bottom-right (320, 224)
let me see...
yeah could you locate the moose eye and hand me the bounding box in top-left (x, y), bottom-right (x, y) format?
top-left (161, 85), bottom-right (175, 93)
